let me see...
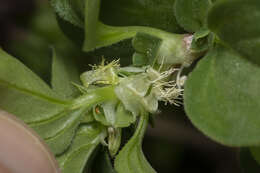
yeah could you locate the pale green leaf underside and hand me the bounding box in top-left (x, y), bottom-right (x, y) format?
top-left (184, 45), bottom-right (260, 146)
top-left (0, 49), bottom-right (59, 99)
top-left (30, 108), bottom-right (85, 155)
top-left (0, 49), bottom-right (67, 123)
top-left (0, 48), bottom-right (87, 155)
top-left (115, 113), bottom-right (156, 173)
top-left (57, 123), bottom-right (105, 173)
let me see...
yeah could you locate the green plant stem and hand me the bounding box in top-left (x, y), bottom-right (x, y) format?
top-left (70, 86), bottom-right (117, 110)
top-left (91, 22), bottom-right (185, 51)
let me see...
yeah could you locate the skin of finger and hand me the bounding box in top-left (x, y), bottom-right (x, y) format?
top-left (0, 110), bottom-right (61, 173)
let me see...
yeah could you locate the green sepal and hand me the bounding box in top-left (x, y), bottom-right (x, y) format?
top-left (115, 74), bottom-right (158, 116)
top-left (191, 27), bottom-right (211, 53)
top-left (132, 33), bottom-right (162, 66)
top-left (118, 67), bottom-right (146, 77)
top-left (132, 52), bottom-right (149, 67)
top-left (93, 102), bottom-right (135, 128)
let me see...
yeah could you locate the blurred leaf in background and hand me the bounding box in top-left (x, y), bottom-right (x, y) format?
top-left (4, 0), bottom-right (84, 83)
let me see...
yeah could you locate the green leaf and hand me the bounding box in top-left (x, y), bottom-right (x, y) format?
top-left (115, 113), bottom-right (156, 173)
top-left (50, 0), bottom-right (84, 28)
top-left (80, 110), bottom-right (95, 123)
top-left (51, 48), bottom-right (80, 99)
top-left (91, 151), bottom-right (116, 173)
top-left (99, 0), bottom-right (182, 33)
top-left (208, 0), bottom-right (260, 65)
top-left (51, 0), bottom-right (183, 51)
top-left (184, 45), bottom-right (260, 146)
top-left (240, 148), bottom-right (260, 172)
top-left (83, 0), bottom-right (101, 50)
top-left (0, 49), bottom-right (67, 123)
top-left (250, 147), bottom-right (260, 165)
top-left (6, 33), bottom-right (52, 83)
top-left (174, 0), bottom-right (212, 32)
top-left (52, 0), bottom-right (188, 53)
top-left (30, 108), bottom-right (86, 155)
top-left (57, 123), bottom-right (106, 173)
top-left (6, 0), bottom-right (82, 82)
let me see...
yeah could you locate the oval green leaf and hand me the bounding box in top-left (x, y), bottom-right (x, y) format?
top-left (175, 0), bottom-right (212, 32)
top-left (208, 0), bottom-right (260, 65)
top-left (184, 45), bottom-right (260, 146)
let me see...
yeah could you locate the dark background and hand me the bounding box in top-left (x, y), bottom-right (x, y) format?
top-left (0, 0), bottom-right (247, 172)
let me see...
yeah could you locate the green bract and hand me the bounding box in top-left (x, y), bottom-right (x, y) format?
top-left (115, 73), bottom-right (158, 116)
